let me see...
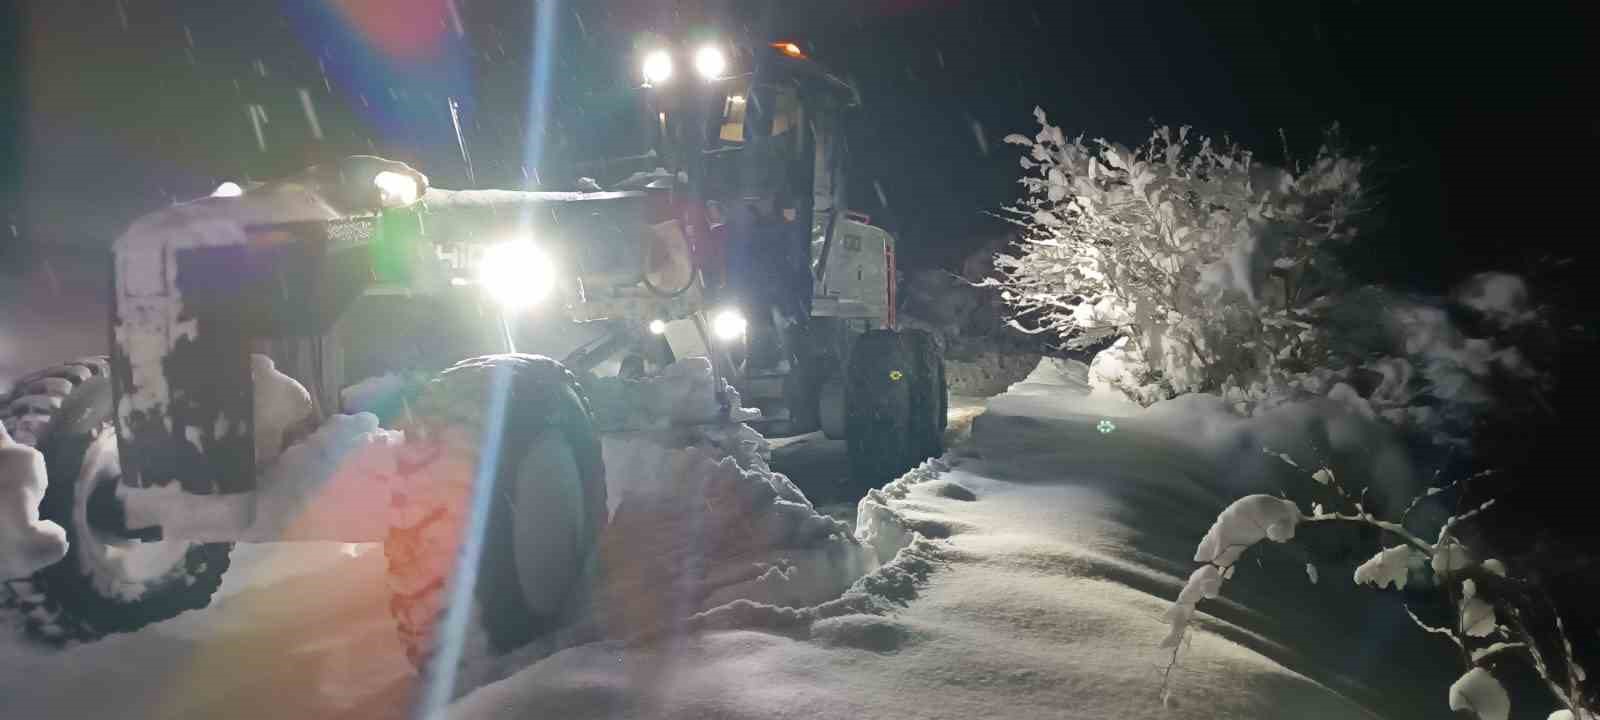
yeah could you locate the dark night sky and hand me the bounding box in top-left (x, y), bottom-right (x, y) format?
top-left (2, 1), bottom-right (1594, 294)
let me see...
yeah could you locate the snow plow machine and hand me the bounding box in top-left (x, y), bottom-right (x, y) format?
top-left (0, 31), bottom-right (946, 685)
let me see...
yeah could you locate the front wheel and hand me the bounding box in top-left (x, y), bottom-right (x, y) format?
top-left (384, 354), bottom-right (607, 694)
top-left (4, 363), bottom-right (232, 644)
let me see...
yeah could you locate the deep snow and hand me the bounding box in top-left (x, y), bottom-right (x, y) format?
top-left (452, 360), bottom-right (1454, 719)
top-left (0, 542), bottom-right (416, 718)
top-left (0, 358), bottom-right (1461, 719)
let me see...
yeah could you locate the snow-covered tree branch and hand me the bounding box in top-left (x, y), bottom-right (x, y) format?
top-left (1163, 458), bottom-right (1595, 719)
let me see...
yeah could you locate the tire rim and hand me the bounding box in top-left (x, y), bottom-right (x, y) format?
top-left (72, 431), bottom-right (192, 601)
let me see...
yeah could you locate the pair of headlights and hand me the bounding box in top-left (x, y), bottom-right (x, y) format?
top-left (647, 311), bottom-right (746, 342)
top-left (213, 169), bottom-right (424, 208)
top-left (642, 46), bottom-right (726, 86)
top-left (477, 242), bottom-right (747, 341)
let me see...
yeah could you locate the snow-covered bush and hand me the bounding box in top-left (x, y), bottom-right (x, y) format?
top-left (992, 109), bottom-right (1581, 462)
top-left (1163, 458), bottom-right (1596, 719)
top-left (1316, 275), bottom-right (1571, 449)
top-left (990, 109), bottom-right (1369, 404)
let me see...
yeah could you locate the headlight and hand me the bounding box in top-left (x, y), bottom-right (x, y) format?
top-left (711, 309), bottom-right (746, 341)
top-left (648, 319), bottom-right (668, 335)
top-left (211, 181), bottom-right (244, 198)
top-left (477, 240), bottom-right (556, 310)
top-left (642, 50), bottom-right (673, 85)
top-left (373, 170), bottom-right (420, 207)
top-left (693, 46), bottom-right (727, 80)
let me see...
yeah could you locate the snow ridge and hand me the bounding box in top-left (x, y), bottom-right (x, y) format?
top-left (622, 458), bottom-right (956, 647)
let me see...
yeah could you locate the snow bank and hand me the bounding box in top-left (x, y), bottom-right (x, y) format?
top-left (1139, 391), bottom-right (1419, 514)
top-left (1071, 275), bottom-right (1553, 456)
top-left (0, 423), bottom-right (68, 580)
top-left (3, 344), bottom-right (1462, 719)
top-left (998, 355), bottom-right (1418, 512)
top-left (987, 356), bottom-right (1141, 421)
top-left (453, 376), bottom-right (1415, 719)
top-left (596, 422), bottom-right (872, 642)
top-left (856, 458), bottom-right (959, 566)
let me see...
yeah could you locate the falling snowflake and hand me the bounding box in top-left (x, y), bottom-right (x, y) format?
top-left (1097, 419), bottom-right (1116, 434)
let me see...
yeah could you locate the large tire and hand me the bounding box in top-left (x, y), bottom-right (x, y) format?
top-left (2, 359), bottom-right (232, 644)
top-left (384, 354), bottom-right (606, 692)
top-left (845, 331), bottom-right (918, 492)
top-left (903, 330), bottom-right (948, 462)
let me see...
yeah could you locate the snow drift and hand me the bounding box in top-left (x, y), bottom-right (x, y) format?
top-left (595, 421), bottom-right (874, 642)
top-left (449, 357), bottom-right (1450, 719)
top-left (3, 354), bottom-right (1466, 719)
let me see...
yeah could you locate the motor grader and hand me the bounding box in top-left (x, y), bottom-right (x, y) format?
top-left (0, 30), bottom-right (945, 692)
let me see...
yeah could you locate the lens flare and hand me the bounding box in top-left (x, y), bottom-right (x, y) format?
top-left (642, 50), bottom-right (673, 85)
top-left (693, 46), bottom-right (727, 80)
top-left (477, 241), bottom-right (555, 309)
top-left (373, 171), bottom-right (420, 207)
top-left (711, 309), bottom-right (746, 341)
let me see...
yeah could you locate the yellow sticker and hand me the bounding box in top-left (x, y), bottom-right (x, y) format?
top-left (889, 370), bottom-right (904, 381)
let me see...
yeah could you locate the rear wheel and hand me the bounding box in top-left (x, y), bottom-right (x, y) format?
top-left (384, 354), bottom-right (607, 695)
top-left (903, 331), bottom-right (947, 461)
top-left (845, 331), bottom-right (917, 492)
top-left (844, 330), bottom-right (947, 494)
top-left (3, 360), bottom-right (232, 644)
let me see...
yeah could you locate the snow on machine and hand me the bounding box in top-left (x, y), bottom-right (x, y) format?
top-left (0, 31), bottom-right (945, 687)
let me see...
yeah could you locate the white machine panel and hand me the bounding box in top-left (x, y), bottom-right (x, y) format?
top-left (814, 217), bottom-right (893, 325)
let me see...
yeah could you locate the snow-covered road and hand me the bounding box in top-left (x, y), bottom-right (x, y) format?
top-left (1, 360), bottom-right (1455, 719)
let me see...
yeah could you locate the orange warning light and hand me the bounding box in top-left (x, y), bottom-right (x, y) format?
top-left (771, 41), bottom-right (805, 59)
